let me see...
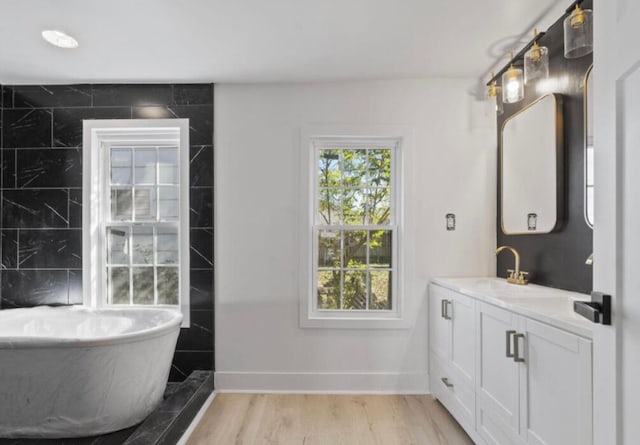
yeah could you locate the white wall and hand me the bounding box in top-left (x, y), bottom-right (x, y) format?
top-left (214, 78), bottom-right (496, 392)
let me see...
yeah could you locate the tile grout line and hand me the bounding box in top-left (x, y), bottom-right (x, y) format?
top-left (15, 227), bottom-right (19, 271)
top-left (50, 106), bottom-right (53, 152)
top-left (0, 84), bottom-right (215, 380)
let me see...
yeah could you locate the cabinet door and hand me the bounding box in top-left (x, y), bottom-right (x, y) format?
top-left (477, 302), bottom-right (522, 445)
top-left (450, 291), bottom-right (476, 387)
top-left (519, 318), bottom-right (592, 445)
top-left (429, 284), bottom-right (451, 361)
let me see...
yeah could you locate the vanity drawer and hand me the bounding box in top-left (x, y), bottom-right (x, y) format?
top-left (431, 355), bottom-right (475, 435)
top-left (478, 407), bottom-right (525, 445)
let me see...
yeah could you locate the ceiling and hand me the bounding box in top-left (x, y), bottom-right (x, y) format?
top-left (0, 0), bottom-right (568, 84)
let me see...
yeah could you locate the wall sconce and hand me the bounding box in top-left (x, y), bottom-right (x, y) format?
top-left (524, 29), bottom-right (549, 84)
top-left (487, 72), bottom-right (504, 115)
top-left (564, 4), bottom-right (593, 59)
top-left (502, 53), bottom-right (524, 104)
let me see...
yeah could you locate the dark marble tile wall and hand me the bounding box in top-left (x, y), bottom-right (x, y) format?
top-left (0, 84), bottom-right (214, 381)
top-left (496, 0), bottom-right (593, 294)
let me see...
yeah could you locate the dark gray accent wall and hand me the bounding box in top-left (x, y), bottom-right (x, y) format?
top-left (496, 0), bottom-right (593, 294)
top-left (0, 84), bottom-right (214, 381)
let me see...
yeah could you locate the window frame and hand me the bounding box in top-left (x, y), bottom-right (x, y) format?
top-left (312, 139), bottom-right (398, 314)
top-left (83, 119), bottom-right (190, 327)
top-left (300, 127), bottom-right (407, 329)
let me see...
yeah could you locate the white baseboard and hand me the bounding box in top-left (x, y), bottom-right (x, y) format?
top-left (214, 371), bottom-right (429, 394)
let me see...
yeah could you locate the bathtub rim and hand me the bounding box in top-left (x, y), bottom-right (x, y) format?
top-left (0, 306), bottom-right (183, 349)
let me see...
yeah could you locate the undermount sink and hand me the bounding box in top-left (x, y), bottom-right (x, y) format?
top-left (443, 278), bottom-right (590, 307)
top-left (501, 295), bottom-right (574, 307)
top-left (431, 276), bottom-right (593, 342)
top-left (461, 278), bottom-right (518, 291)
top-left (456, 278), bottom-right (537, 297)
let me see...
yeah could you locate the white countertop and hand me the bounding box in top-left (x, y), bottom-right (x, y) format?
top-left (431, 277), bottom-right (594, 339)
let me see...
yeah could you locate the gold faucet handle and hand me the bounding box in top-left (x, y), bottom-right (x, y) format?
top-left (507, 269), bottom-right (516, 279)
top-left (518, 271), bottom-right (529, 284)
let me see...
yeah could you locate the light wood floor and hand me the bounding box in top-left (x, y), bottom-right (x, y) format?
top-left (187, 394), bottom-right (473, 445)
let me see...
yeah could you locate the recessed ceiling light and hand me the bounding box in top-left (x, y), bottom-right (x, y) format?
top-left (41, 30), bottom-right (79, 49)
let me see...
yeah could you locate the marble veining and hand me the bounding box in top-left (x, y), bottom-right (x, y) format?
top-left (68, 189), bottom-right (83, 228)
top-left (1, 230), bottom-right (18, 268)
top-left (12, 85), bottom-right (92, 109)
top-left (92, 85), bottom-right (173, 107)
top-left (175, 311), bottom-right (213, 351)
top-left (190, 229), bottom-right (213, 268)
top-left (169, 351), bottom-right (213, 382)
top-left (1, 270), bottom-right (71, 307)
top-left (188, 270), bottom-right (214, 311)
top-left (0, 83), bottom-right (215, 381)
top-left (16, 149), bottom-right (82, 188)
top-left (189, 188), bottom-right (213, 227)
top-left (17, 229), bottom-right (82, 269)
top-left (189, 146), bottom-right (213, 187)
top-left (131, 106), bottom-right (213, 146)
top-left (171, 85), bottom-right (214, 106)
top-left (53, 107), bottom-right (131, 147)
top-left (2, 189), bottom-right (71, 228)
top-left (3, 109), bottom-right (53, 148)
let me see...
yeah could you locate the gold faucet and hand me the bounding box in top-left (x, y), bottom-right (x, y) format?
top-left (496, 246), bottom-right (529, 285)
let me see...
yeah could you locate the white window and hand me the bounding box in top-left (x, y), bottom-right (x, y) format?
top-left (305, 136), bottom-right (401, 326)
top-left (83, 119), bottom-right (190, 326)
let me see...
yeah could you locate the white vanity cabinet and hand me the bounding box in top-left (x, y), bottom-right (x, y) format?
top-left (518, 317), bottom-right (592, 445)
top-left (429, 279), bottom-right (593, 445)
top-left (429, 283), bottom-right (477, 436)
top-left (476, 302), bottom-right (521, 444)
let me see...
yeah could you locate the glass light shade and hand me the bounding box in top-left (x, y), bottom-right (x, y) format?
top-left (487, 81), bottom-right (504, 115)
top-left (564, 6), bottom-right (593, 59)
top-left (524, 42), bottom-right (549, 84)
top-left (494, 93), bottom-right (504, 115)
top-left (502, 65), bottom-right (524, 104)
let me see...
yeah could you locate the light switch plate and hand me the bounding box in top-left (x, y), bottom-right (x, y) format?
top-left (446, 213), bottom-right (456, 231)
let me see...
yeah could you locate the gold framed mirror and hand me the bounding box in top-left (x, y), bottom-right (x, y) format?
top-left (584, 64), bottom-right (594, 228)
top-left (500, 93), bottom-right (564, 235)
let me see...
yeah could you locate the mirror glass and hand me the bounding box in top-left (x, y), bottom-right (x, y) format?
top-left (584, 66), bottom-right (594, 227)
top-left (501, 94), bottom-right (562, 234)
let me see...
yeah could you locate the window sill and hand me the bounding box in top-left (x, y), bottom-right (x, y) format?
top-left (300, 314), bottom-right (411, 330)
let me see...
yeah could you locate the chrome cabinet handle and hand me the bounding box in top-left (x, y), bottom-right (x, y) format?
top-left (513, 333), bottom-right (526, 363)
top-left (441, 377), bottom-right (454, 388)
top-left (505, 330), bottom-right (516, 358)
top-left (440, 299), bottom-right (452, 320)
top-left (444, 300), bottom-right (452, 320)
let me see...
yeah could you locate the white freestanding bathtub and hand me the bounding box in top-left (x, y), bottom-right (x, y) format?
top-left (0, 306), bottom-right (182, 438)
